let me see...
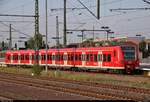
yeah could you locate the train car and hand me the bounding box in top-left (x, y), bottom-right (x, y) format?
top-left (0, 51), bottom-right (6, 65)
top-left (5, 44), bottom-right (139, 74)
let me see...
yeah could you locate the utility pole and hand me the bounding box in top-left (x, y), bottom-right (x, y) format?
top-left (64, 0), bottom-right (67, 47)
top-left (81, 30), bottom-right (84, 43)
top-left (45, 0), bottom-right (48, 72)
top-left (97, 0), bottom-right (100, 19)
top-left (93, 26), bottom-right (95, 40)
top-left (9, 24), bottom-right (12, 50)
top-left (56, 16), bottom-right (59, 47)
top-left (35, 0), bottom-right (39, 65)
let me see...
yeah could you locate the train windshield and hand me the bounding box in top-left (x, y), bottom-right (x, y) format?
top-left (121, 46), bottom-right (135, 60)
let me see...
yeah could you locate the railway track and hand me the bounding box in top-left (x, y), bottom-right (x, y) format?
top-left (0, 73), bottom-right (149, 101)
top-left (0, 95), bottom-right (12, 100)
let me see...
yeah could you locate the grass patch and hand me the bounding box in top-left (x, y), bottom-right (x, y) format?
top-left (0, 67), bottom-right (150, 89)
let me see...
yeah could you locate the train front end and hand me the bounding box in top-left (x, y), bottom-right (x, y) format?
top-left (121, 45), bottom-right (139, 74)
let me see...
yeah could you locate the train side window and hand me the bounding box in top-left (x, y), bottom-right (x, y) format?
top-left (103, 54), bottom-right (107, 62)
top-left (108, 54), bottom-right (111, 62)
top-left (25, 55), bottom-right (28, 60)
top-left (90, 54), bottom-right (93, 61)
top-left (75, 54), bottom-right (78, 61)
top-left (8, 55), bottom-right (10, 60)
top-left (63, 54), bottom-right (67, 60)
top-left (48, 55), bottom-right (52, 60)
top-left (52, 55), bottom-right (55, 60)
top-left (14, 55), bottom-right (18, 60)
top-left (86, 54), bottom-right (89, 61)
top-left (60, 55), bottom-right (63, 60)
top-left (21, 55), bottom-right (24, 60)
top-left (68, 54), bottom-right (70, 61)
top-left (98, 54), bottom-right (102, 61)
top-left (71, 54), bottom-right (73, 61)
top-left (41, 55), bottom-right (45, 60)
top-left (32, 55), bottom-right (34, 60)
top-left (79, 54), bottom-right (81, 61)
top-left (82, 54), bottom-right (85, 61)
top-left (114, 50), bottom-right (116, 57)
top-left (94, 54), bottom-right (97, 62)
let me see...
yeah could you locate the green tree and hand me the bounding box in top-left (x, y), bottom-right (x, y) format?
top-left (26, 33), bottom-right (45, 49)
top-left (139, 41), bottom-right (149, 58)
top-left (26, 37), bottom-right (35, 49)
top-left (15, 43), bottom-right (17, 49)
top-left (139, 40), bottom-right (146, 52)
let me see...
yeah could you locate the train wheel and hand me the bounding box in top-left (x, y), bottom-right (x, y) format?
top-left (125, 67), bottom-right (133, 75)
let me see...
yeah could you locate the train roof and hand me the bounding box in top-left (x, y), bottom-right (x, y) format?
top-left (5, 46), bottom-right (122, 54)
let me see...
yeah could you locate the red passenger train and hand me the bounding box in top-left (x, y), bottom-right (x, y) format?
top-left (4, 44), bottom-right (139, 74)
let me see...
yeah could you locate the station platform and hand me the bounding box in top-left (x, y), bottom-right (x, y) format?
top-left (139, 63), bottom-right (150, 76)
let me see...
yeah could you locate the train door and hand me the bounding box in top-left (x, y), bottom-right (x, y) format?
top-left (24, 53), bottom-right (30, 64)
top-left (98, 51), bottom-right (102, 68)
top-left (55, 51), bottom-right (64, 66)
top-left (29, 52), bottom-right (32, 65)
top-left (64, 52), bottom-right (67, 66)
top-left (31, 53), bottom-right (34, 65)
top-left (67, 51), bottom-right (74, 66)
top-left (85, 51), bottom-right (98, 67)
top-left (74, 51), bottom-right (82, 67)
top-left (31, 52), bottom-right (38, 65)
top-left (13, 53), bottom-right (18, 64)
top-left (82, 51), bottom-right (86, 67)
top-left (5, 52), bottom-right (11, 64)
top-left (47, 52), bottom-right (52, 65)
top-left (20, 53), bottom-right (24, 64)
top-left (102, 51), bottom-right (113, 68)
top-left (40, 51), bottom-right (45, 65)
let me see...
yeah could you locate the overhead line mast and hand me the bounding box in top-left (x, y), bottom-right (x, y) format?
top-left (35, 0), bottom-right (40, 65)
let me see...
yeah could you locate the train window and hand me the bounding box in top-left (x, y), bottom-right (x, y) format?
top-left (70, 54), bottom-right (73, 61)
top-left (52, 55), bottom-right (55, 60)
top-left (75, 54), bottom-right (78, 61)
top-left (90, 54), bottom-right (93, 61)
top-left (68, 54), bottom-right (73, 61)
top-left (59, 55), bottom-right (62, 61)
top-left (108, 54), bottom-right (111, 62)
top-left (8, 55), bottom-right (10, 60)
top-left (79, 54), bottom-right (82, 61)
top-left (86, 54), bottom-right (89, 61)
top-left (25, 55), bottom-right (29, 60)
top-left (32, 55), bottom-right (34, 60)
top-left (21, 55), bottom-right (24, 60)
top-left (63, 55), bottom-right (67, 60)
top-left (68, 54), bottom-right (70, 61)
top-left (103, 54), bottom-right (107, 62)
top-left (14, 55), bottom-right (18, 60)
top-left (41, 55), bottom-right (45, 60)
top-left (94, 54), bottom-right (97, 62)
top-left (48, 55), bottom-right (52, 60)
top-left (114, 50), bottom-right (116, 57)
top-left (82, 54), bottom-right (85, 61)
top-left (55, 54), bottom-right (59, 61)
top-left (98, 54), bottom-right (102, 61)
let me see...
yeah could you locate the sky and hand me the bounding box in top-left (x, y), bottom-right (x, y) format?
top-left (0, 0), bottom-right (150, 48)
